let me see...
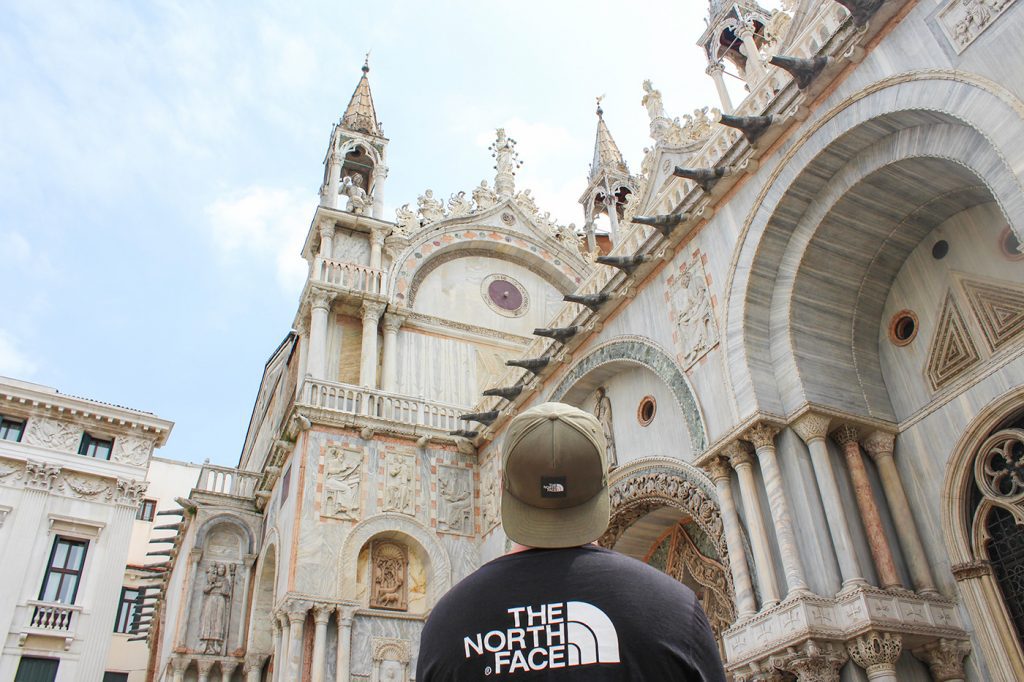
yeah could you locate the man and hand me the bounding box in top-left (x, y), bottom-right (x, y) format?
top-left (417, 402), bottom-right (726, 681)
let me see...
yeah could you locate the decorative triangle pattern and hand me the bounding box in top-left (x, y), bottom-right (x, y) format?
top-left (959, 277), bottom-right (1024, 351)
top-left (926, 291), bottom-right (982, 391)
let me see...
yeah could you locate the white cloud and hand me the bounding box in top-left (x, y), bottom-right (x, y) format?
top-left (206, 186), bottom-right (311, 292)
top-left (0, 330), bottom-right (38, 378)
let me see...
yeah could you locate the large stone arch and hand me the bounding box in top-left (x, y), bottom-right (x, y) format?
top-left (338, 513), bottom-right (452, 607)
top-left (246, 537), bottom-right (278, 654)
top-left (549, 336), bottom-right (707, 453)
top-left (194, 513), bottom-right (256, 555)
top-left (723, 72), bottom-right (1024, 419)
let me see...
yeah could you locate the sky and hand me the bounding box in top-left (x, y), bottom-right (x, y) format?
top-left (0, 0), bottom-right (776, 466)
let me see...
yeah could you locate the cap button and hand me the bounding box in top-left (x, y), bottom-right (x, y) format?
top-left (548, 415), bottom-right (559, 421)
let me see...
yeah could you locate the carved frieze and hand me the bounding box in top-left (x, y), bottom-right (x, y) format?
top-left (0, 459), bottom-right (22, 481)
top-left (938, 0), bottom-right (1016, 53)
top-left (23, 418), bottom-right (82, 454)
top-left (111, 435), bottom-right (153, 466)
top-left (370, 541), bottom-right (408, 611)
top-left (668, 257), bottom-right (718, 369)
top-left (322, 445), bottom-right (363, 521)
top-left (436, 465), bottom-right (473, 535)
top-left (60, 473), bottom-right (111, 499)
top-left (382, 450), bottom-right (415, 515)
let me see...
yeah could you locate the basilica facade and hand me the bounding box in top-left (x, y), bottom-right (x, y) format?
top-left (147, 0), bottom-right (1024, 680)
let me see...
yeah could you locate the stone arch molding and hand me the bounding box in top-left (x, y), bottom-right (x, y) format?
top-left (549, 336), bottom-right (707, 453)
top-left (246, 534), bottom-right (279, 653)
top-left (195, 513), bottom-right (256, 555)
top-left (338, 513), bottom-right (452, 606)
top-left (722, 71), bottom-right (1024, 419)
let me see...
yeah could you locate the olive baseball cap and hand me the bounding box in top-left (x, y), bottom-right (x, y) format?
top-left (501, 402), bottom-right (609, 548)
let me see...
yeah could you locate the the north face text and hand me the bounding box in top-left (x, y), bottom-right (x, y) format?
top-left (462, 601), bottom-right (621, 675)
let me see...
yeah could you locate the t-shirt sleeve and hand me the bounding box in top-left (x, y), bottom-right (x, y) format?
top-left (686, 600), bottom-right (728, 682)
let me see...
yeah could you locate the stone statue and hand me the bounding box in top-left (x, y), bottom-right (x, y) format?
top-left (472, 180), bottom-right (498, 210)
top-left (394, 203), bottom-right (419, 236)
top-left (383, 453), bottom-right (414, 514)
top-left (676, 265), bottom-right (717, 366)
top-left (514, 189), bottom-right (539, 216)
top-left (342, 175), bottom-right (371, 214)
top-left (480, 460), bottom-right (500, 532)
top-left (447, 190), bottom-right (473, 217)
top-left (594, 387), bottom-right (617, 468)
top-left (438, 467), bottom-right (472, 534)
top-left (493, 128), bottom-right (513, 177)
top-left (641, 79), bottom-right (666, 121)
top-left (323, 447), bottom-right (362, 520)
top-left (417, 189), bottom-right (444, 223)
top-left (199, 562), bottom-right (234, 654)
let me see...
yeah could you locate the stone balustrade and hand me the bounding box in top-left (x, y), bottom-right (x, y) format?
top-left (300, 378), bottom-right (465, 434)
top-left (197, 464), bottom-right (261, 499)
top-left (20, 600), bottom-right (81, 650)
top-left (316, 257), bottom-right (387, 296)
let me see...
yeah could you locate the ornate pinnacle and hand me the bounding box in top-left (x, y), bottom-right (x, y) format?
top-left (632, 212), bottom-right (690, 238)
top-left (563, 292), bottom-right (610, 312)
top-left (595, 254), bottom-right (649, 275)
top-left (459, 411), bottom-right (499, 426)
top-left (505, 357), bottom-right (551, 373)
top-left (673, 166), bottom-right (729, 192)
top-left (533, 326), bottom-right (580, 342)
top-left (489, 128), bottom-right (522, 200)
top-left (769, 55), bottom-right (830, 89)
top-left (718, 114), bottom-right (774, 144)
top-left (483, 385), bottom-right (525, 400)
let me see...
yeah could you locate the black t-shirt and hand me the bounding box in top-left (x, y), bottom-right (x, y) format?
top-left (416, 545), bottom-right (726, 681)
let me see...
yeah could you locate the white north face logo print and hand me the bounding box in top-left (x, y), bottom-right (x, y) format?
top-left (463, 601), bottom-right (621, 675)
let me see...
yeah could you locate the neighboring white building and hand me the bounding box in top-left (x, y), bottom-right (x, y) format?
top-left (105, 457), bottom-right (203, 682)
top-left (0, 377), bottom-right (173, 682)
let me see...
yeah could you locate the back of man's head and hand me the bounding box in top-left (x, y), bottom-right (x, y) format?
top-left (501, 402), bottom-right (609, 548)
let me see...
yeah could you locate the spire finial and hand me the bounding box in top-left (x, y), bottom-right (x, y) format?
top-left (596, 95), bottom-right (605, 118)
top-left (362, 51), bottom-right (370, 73)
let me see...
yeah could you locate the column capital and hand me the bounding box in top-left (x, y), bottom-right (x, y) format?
top-left (312, 602), bottom-right (334, 624)
top-left (242, 655), bottom-right (267, 674)
top-left (310, 290), bottom-right (335, 312)
top-left (318, 221), bottom-right (336, 239)
top-left (830, 424), bottom-right (861, 447)
top-left (285, 600), bottom-right (311, 623)
top-left (382, 312), bottom-right (405, 334)
top-left (913, 638), bottom-right (971, 682)
top-left (780, 640), bottom-right (847, 681)
top-left (361, 300), bottom-right (386, 322)
top-left (848, 631), bottom-right (902, 676)
top-left (704, 455), bottom-right (733, 483)
top-left (862, 430), bottom-right (895, 461)
top-left (170, 656), bottom-right (190, 672)
top-left (337, 604), bottom-right (358, 626)
top-left (705, 60), bottom-right (726, 76)
top-left (196, 659), bottom-right (216, 675)
top-left (722, 440), bottom-right (755, 469)
top-left (744, 422), bottom-right (779, 450)
top-left (370, 225), bottom-right (388, 245)
top-left (951, 559), bottom-right (993, 581)
top-left (792, 412), bottom-right (832, 445)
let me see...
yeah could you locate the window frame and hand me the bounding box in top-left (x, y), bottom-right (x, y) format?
top-left (136, 498), bottom-right (156, 522)
top-left (0, 414), bottom-right (26, 442)
top-left (38, 536), bottom-right (89, 605)
top-left (113, 586), bottom-right (140, 634)
top-left (78, 433), bottom-right (114, 460)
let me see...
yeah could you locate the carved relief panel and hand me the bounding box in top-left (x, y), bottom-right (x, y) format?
top-left (370, 541), bottom-right (408, 611)
top-left (479, 456), bottom-right (500, 534)
top-left (382, 450), bottom-right (416, 515)
top-left (186, 521), bottom-right (251, 657)
top-left (111, 435), bottom-right (154, 466)
top-left (436, 465), bottom-right (473, 535)
top-left (667, 256), bottom-right (718, 369)
top-left (938, 0), bottom-right (1016, 53)
top-left (322, 445), bottom-right (363, 520)
top-left (23, 418), bottom-right (82, 454)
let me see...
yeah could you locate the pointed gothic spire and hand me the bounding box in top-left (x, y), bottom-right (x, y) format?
top-left (341, 56), bottom-right (382, 136)
top-left (590, 97), bottom-right (629, 183)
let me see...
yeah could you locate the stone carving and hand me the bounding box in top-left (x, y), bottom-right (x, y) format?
top-left (959, 277), bottom-right (1024, 351)
top-left (417, 189), bottom-right (445, 223)
top-left (792, 413), bottom-right (832, 444)
top-left (670, 259), bottom-right (718, 367)
top-left (111, 435), bottom-right (152, 466)
top-left (939, 0), bottom-right (1015, 53)
top-left (323, 446), bottom-right (363, 520)
top-left (642, 79), bottom-right (671, 142)
top-left (342, 175), bottom-right (372, 214)
top-left (23, 418), bottom-right (82, 453)
top-left (22, 460), bottom-right (60, 491)
top-left (0, 459), bottom-right (22, 480)
top-left (373, 637), bottom-right (411, 682)
top-left (913, 638), bottom-right (971, 681)
top-left (950, 559), bottom-right (993, 581)
top-left (593, 387), bottom-right (618, 468)
top-left (370, 541), bottom-right (408, 611)
top-left (514, 189), bottom-right (539, 216)
top-left (199, 562), bottom-right (236, 654)
top-left (437, 465), bottom-right (473, 535)
top-left (382, 451), bottom-right (415, 515)
top-left (447, 190), bottom-right (473, 217)
top-left (847, 631), bottom-right (902, 676)
top-left (666, 525), bottom-right (735, 639)
top-left (490, 128), bottom-right (521, 198)
top-left (780, 640), bottom-right (848, 681)
top-left (61, 473), bottom-right (110, 498)
top-left (926, 291), bottom-right (981, 391)
top-left (394, 203), bottom-right (420, 236)
top-left (974, 428), bottom-right (1024, 503)
top-left (480, 457), bottom-right (500, 533)
top-left (115, 478), bottom-right (149, 507)
top-left (472, 180), bottom-right (498, 210)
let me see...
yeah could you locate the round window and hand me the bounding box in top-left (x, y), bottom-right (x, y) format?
top-left (481, 274), bottom-right (529, 317)
top-left (1000, 226), bottom-right (1023, 261)
top-left (888, 310), bottom-right (918, 346)
top-left (637, 396), bottom-right (657, 427)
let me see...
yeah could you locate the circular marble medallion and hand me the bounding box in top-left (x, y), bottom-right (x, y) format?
top-left (482, 274), bottom-right (529, 317)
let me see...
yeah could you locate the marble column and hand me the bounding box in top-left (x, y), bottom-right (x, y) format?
top-left (320, 222), bottom-right (336, 262)
top-left (311, 603), bottom-right (333, 682)
top-left (359, 301), bottom-right (385, 388)
top-left (197, 660), bottom-right (215, 682)
top-left (745, 423), bottom-right (810, 598)
top-left (793, 413), bottom-right (866, 589)
top-left (219, 660), bottom-right (238, 682)
top-left (322, 154), bottom-right (341, 209)
top-left (831, 425), bottom-right (902, 590)
top-left (244, 654), bottom-right (266, 682)
top-left (736, 23), bottom-right (766, 82)
top-left (372, 166), bottom-right (387, 220)
top-left (706, 61), bottom-right (734, 114)
top-left (369, 227), bottom-right (386, 271)
top-left (381, 312), bottom-right (404, 394)
top-left (602, 192), bottom-right (620, 244)
top-left (724, 440), bottom-right (780, 607)
top-left (336, 606), bottom-right (356, 682)
top-left (170, 656), bottom-right (188, 682)
top-left (705, 456), bottom-right (757, 618)
top-left (848, 632), bottom-right (902, 682)
top-left (307, 291), bottom-right (334, 381)
top-left (913, 638), bottom-right (971, 682)
top-left (285, 602), bottom-right (309, 680)
top-left (862, 431), bottom-right (939, 596)
top-left (274, 611), bottom-right (290, 682)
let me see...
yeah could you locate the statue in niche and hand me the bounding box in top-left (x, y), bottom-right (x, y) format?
top-left (675, 262), bottom-right (717, 367)
top-left (438, 466), bottom-right (472, 534)
top-left (323, 447), bottom-right (362, 520)
top-left (370, 542), bottom-right (408, 611)
top-left (417, 189), bottom-right (444, 223)
top-left (383, 453), bottom-right (415, 515)
top-left (472, 180), bottom-right (497, 210)
top-left (593, 387), bottom-right (617, 469)
top-left (199, 562), bottom-right (235, 654)
top-left (342, 175), bottom-right (372, 214)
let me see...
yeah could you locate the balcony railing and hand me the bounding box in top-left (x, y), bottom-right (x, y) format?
top-left (197, 464), bottom-right (261, 498)
top-left (21, 601), bottom-right (81, 649)
top-left (316, 258), bottom-right (386, 296)
top-left (300, 379), bottom-right (465, 433)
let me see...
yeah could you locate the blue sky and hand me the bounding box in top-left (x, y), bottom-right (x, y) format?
top-left (0, 1), bottom-right (769, 466)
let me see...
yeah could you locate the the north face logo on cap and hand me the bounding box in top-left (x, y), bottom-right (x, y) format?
top-left (541, 477), bottom-right (567, 497)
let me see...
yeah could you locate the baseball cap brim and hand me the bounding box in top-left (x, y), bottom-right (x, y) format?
top-left (502, 483), bottom-right (610, 548)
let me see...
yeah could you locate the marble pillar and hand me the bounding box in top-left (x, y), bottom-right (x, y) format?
top-left (275, 611), bottom-right (290, 682)
top-left (706, 61), bottom-right (734, 114)
top-left (311, 603), bottom-right (332, 682)
top-left (197, 660), bottom-right (215, 682)
top-left (745, 423), bottom-right (810, 598)
top-left (724, 440), bottom-right (780, 607)
top-left (792, 413), bottom-right (866, 589)
top-left (736, 23), bottom-right (766, 82)
top-left (219, 660), bottom-right (238, 682)
top-left (359, 301), bottom-right (385, 388)
top-left (244, 654), bottom-right (266, 682)
top-left (286, 602), bottom-right (309, 680)
top-left (369, 227), bottom-right (385, 270)
top-left (848, 631), bottom-right (902, 682)
top-left (862, 431), bottom-right (939, 596)
top-left (603, 192), bottom-right (620, 244)
top-left (705, 456), bottom-right (758, 617)
top-left (913, 638), bottom-right (971, 682)
top-left (323, 155), bottom-right (341, 209)
top-left (336, 606), bottom-right (356, 682)
top-left (831, 425), bottom-right (902, 590)
top-left (372, 166), bottom-right (387, 220)
top-left (307, 292), bottom-right (334, 381)
top-left (381, 312), bottom-right (404, 394)
top-left (170, 656), bottom-right (188, 682)
top-left (320, 222), bottom-right (336, 262)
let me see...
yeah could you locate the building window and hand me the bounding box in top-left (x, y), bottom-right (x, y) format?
top-left (79, 433), bottom-right (114, 460)
top-left (14, 657), bottom-right (59, 682)
top-left (0, 415), bottom-right (25, 442)
top-left (39, 537), bottom-right (88, 604)
top-left (136, 499), bottom-right (156, 522)
top-left (280, 466), bottom-right (291, 507)
top-left (113, 587), bottom-right (140, 634)
top-left (103, 673), bottom-right (129, 682)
